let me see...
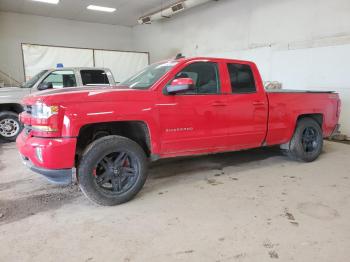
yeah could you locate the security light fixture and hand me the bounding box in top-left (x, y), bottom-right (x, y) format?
top-left (87, 5), bottom-right (116, 13)
top-left (31, 0), bottom-right (60, 4)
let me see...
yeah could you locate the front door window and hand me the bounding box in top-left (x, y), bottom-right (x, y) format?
top-left (41, 70), bottom-right (77, 88)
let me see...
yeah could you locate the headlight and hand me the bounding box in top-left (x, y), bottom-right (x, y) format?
top-left (31, 103), bottom-right (59, 119)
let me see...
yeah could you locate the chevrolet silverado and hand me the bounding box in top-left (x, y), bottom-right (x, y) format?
top-left (17, 57), bottom-right (341, 205)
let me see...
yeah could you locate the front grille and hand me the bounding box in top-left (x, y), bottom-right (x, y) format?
top-left (24, 105), bottom-right (32, 114)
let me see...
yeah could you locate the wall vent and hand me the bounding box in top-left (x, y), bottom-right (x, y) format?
top-left (140, 16), bottom-right (151, 24)
top-left (171, 3), bottom-right (185, 13)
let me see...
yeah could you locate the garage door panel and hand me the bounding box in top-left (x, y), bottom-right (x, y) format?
top-left (94, 50), bottom-right (149, 83)
top-left (22, 44), bottom-right (93, 81)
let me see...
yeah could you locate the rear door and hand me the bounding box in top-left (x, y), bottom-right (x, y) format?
top-left (157, 60), bottom-right (229, 155)
top-left (224, 63), bottom-right (268, 149)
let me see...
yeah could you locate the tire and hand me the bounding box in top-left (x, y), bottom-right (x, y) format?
top-left (78, 135), bottom-right (148, 206)
top-left (0, 111), bottom-right (23, 142)
top-left (283, 117), bottom-right (323, 162)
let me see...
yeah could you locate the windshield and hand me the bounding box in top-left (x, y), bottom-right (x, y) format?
top-left (119, 61), bottom-right (178, 89)
top-left (21, 70), bottom-right (48, 88)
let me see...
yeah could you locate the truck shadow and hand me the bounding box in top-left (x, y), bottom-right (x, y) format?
top-left (149, 146), bottom-right (283, 179)
top-left (143, 141), bottom-right (334, 195)
top-left (0, 185), bottom-right (80, 225)
top-left (142, 146), bottom-right (285, 195)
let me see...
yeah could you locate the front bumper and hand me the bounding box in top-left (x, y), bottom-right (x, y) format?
top-left (21, 155), bottom-right (73, 185)
top-left (16, 131), bottom-right (77, 185)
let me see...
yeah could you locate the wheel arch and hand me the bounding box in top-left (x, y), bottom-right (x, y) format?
top-left (281, 113), bottom-right (324, 149)
top-left (292, 113), bottom-right (324, 139)
top-left (75, 120), bottom-right (152, 163)
top-left (296, 113), bottom-right (323, 128)
top-left (0, 103), bottom-right (24, 114)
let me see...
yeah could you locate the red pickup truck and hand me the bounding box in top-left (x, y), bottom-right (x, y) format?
top-left (17, 57), bottom-right (341, 205)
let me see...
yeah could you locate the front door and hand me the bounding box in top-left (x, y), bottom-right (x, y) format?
top-left (157, 61), bottom-right (229, 156)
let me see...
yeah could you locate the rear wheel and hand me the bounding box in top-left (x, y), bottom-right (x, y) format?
top-left (78, 135), bottom-right (148, 206)
top-left (283, 117), bottom-right (323, 162)
top-left (0, 111), bottom-right (22, 142)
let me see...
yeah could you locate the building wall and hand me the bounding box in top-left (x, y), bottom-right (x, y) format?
top-left (0, 11), bottom-right (133, 83)
top-left (132, 0), bottom-right (350, 135)
top-left (0, 1), bottom-right (349, 135)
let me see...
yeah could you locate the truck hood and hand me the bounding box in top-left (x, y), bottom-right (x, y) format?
top-left (0, 86), bottom-right (31, 104)
top-left (22, 86), bottom-right (151, 105)
top-left (0, 86), bottom-right (29, 92)
top-left (0, 86), bottom-right (20, 91)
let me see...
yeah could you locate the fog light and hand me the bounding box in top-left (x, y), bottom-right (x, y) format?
top-left (35, 147), bottom-right (43, 162)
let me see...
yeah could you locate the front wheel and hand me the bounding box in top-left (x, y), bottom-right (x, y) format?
top-left (0, 111), bottom-right (22, 142)
top-left (283, 117), bottom-right (323, 162)
top-left (78, 135), bottom-right (148, 206)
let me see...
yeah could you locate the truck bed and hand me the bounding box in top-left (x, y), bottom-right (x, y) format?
top-left (265, 90), bottom-right (339, 146)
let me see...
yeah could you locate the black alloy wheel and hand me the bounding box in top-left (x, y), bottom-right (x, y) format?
top-left (283, 117), bottom-right (323, 162)
top-left (301, 126), bottom-right (319, 153)
top-left (94, 151), bottom-right (138, 194)
top-left (78, 135), bottom-right (148, 206)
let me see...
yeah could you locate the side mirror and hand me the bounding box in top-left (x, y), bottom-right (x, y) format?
top-left (38, 82), bottom-right (53, 91)
top-left (166, 78), bottom-right (194, 94)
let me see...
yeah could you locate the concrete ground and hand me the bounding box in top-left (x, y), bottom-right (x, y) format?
top-left (0, 141), bottom-right (349, 262)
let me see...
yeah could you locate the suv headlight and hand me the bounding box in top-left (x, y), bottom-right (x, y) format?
top-left (31, 103), bottom-right (59, 119)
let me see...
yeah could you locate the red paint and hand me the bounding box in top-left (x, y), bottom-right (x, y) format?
top-left (17, 57), bottom-right (340, 171)
top-left (17, 131), bottom-right (76, 169)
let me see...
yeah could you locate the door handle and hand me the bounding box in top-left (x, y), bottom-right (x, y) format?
top-left (211, 101), bottom-right (227, 107)
top-left (252, 101), bottom-right (265, 106)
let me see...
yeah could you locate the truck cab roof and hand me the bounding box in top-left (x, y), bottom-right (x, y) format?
top-left (46, 67), bottom-right (111, 71)
top-left (173, 56), bottom-right (256, 65)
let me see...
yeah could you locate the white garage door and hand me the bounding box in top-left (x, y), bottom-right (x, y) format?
top-left (94, 50), bottom-right (149, 83)
top-left (22, 44), bottom-right (93, 81)
top-left (22, 44), bottom-right (150, 83)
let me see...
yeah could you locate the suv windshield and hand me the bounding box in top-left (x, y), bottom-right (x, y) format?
top-left (119, 61), bottom-right (178, 89)
top-left (21, 70), bottom-right (48, 88)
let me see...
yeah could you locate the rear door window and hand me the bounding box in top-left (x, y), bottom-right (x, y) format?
top-left (81, 70), bottom-right (110, 85)
top-left (227, 63), bottom-right (256, 93)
